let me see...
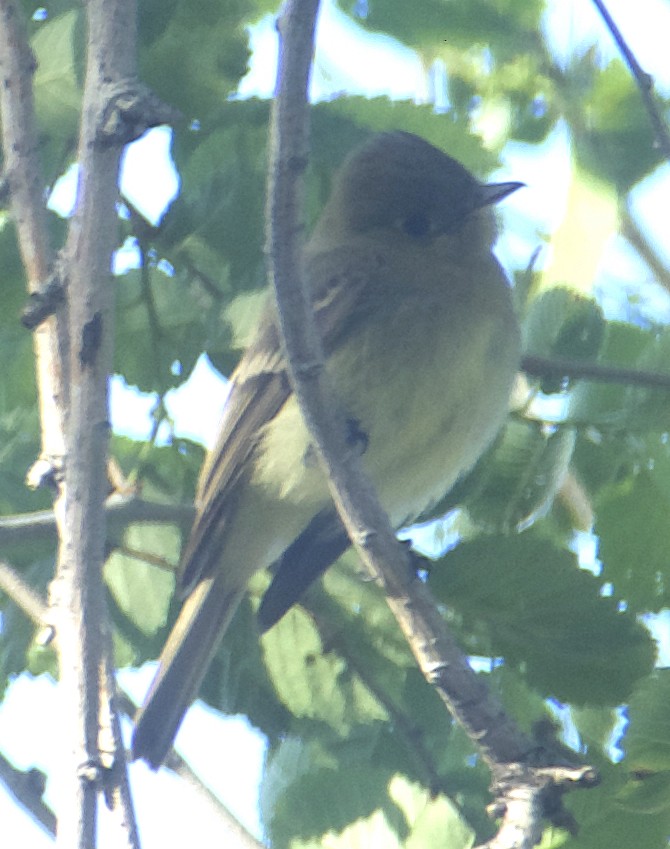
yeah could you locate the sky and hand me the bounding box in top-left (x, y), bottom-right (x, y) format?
top-left (3, 0), bottom-right (670, 845)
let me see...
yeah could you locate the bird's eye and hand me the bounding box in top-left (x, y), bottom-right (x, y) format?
top-left (400, 212), bottom-right (431, 238)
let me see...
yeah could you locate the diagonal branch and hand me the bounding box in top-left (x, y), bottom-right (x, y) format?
top-left (590, 0), bottom-right (670, 162)
top-left (267, 0), bottom-right (532, 769)
top-left (265, 2), bottom-right (599, 846)
top-left (0, 559), bottom-right (51, 629)
top-left (0, 752), bottom-right (56, 838)
top-left (164, 752), bottom-right (267, 849)
top-left (620, 204), bottom-right (670, 294)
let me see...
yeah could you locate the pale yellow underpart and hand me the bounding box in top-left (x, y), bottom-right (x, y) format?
top-left (221, 230), bottom-right (518, 592)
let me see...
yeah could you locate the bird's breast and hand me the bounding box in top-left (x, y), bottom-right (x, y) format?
top-left (331, 278), bottom-right (518, 525)
top-left (253, 254), bottom-right (519, 531)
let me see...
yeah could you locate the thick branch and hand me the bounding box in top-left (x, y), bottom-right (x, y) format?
top-left (267, 0), bottom-right (533, 768)
top-left (54, 1), bottom-right (140, 845)
top-left (476, 763), bottom-right (598, 849)
top-left (265, 3), bottom-right (598, 846)
top-left (0, 0), bottom-right (69, 467)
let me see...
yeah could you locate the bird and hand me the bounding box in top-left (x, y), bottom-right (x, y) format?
top-left (132, 130), bottom-right (522, 767)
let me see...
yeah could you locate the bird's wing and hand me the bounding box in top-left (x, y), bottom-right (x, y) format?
top-left (179, 246), bottom-right (386, 595)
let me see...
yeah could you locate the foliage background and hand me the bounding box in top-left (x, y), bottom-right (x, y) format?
top-left (2, 0), bottom-right (670, 846)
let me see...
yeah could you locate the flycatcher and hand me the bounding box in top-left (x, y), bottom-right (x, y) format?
top-left (132, 131), bottom-right (522, 767)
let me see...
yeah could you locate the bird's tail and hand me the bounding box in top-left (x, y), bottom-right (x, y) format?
top-left (132, 570), bottom-right (245, 768)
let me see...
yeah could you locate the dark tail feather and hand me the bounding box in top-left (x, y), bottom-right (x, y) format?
top-left (257, 510), bottom-right (349, 632)
top-left (132, 571), bottom-right (245, 768)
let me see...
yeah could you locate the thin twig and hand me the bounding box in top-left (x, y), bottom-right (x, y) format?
top-left (0, 752), bottom-right (56, 837)
top-left (165, 753), bottom-right (267, 849)
top-left (99, 646), bottom-right (141, 849)
top-left (1, 553), bottom-right (261, 848)
top-left (0, 560), bottom-right (49, 625)
top-left (620, 205), bottom-right (670, 294)
top-left (114, 692), bottom-right (267, 847)
top-left (522, 353), bottom-right (670, 390)
top-left (590, 0), bottom-right (670, 162)
top-left (0, 495), bottom-right (193, 548)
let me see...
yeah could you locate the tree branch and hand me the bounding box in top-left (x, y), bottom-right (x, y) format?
top-left (0, 559), bottom-right (50, 628)
top-left (590, 0), bottom-right (670, 162)
top-left (0, 495), bottom-right (193, 549)
top-left (99, 648), bottom-right (141, 849)
top-left (522, 353), bottom-right (670, 391)
top-left (115, 691), bottom-right (267, 848)
top-left (0, 752), bottom-right (56, 838)
top-left (53, 1), bottom-right (141, 845)
top-left (0, 0), bottom-right (69, 476)
top-left (268, 0), bottom-right (531, 765)
top-left (620, 204), bottom-right (670, 294)
top-left (476, 763), bottom-right (597, 849)
top-left (265, 2), bottom-right (598, 846)
top-left (165, 753), bottom-right (267, 849)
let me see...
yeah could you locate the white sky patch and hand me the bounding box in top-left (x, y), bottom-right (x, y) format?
top-left (163, 355), bottom-right (230, 448)
top-left (238, 0), bottom-right (427, 102)
top-left (120, 126), bottom-right (180, 226)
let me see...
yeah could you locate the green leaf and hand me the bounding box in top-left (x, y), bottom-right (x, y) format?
top-left (453, 419), bottom-right (576, 532)
top-left (260, 602), bottom-right (389, 732)
top-left (140, 0), bottom-right (252, 119)
top-left (596, 470), bottom-right (670, 613)
top-left (568, 323), bottom-right (670, 431)
top-left (31, 10), bottom-right (83, 132)
top-left (575, 60), bottom-right (663, 190)
top-left (524, 287), bottom-right (606, 393)
top-left (430, 532), bottom-right (655, 704)
top-left (395, 776), bottom-right (474, 849)
top-left (623, 671), bottom-right (670, 775)
top-left (288, 769), bottom-right (406, 848)
top-left (312, 97), bottom-right (500, 179)
top-left (114, 262), bottom-right (235, 393)
top-left (263, 747), bottom-right (475, 849)
top-left (551, 761), bottom-right (670, 849)
top-left (338, 0), bottom-right (543, 53)
top-left (570, 705), bottom-right (622, 757)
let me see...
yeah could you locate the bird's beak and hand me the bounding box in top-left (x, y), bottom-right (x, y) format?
top-left (476, 181), bottom-right (525, 208)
